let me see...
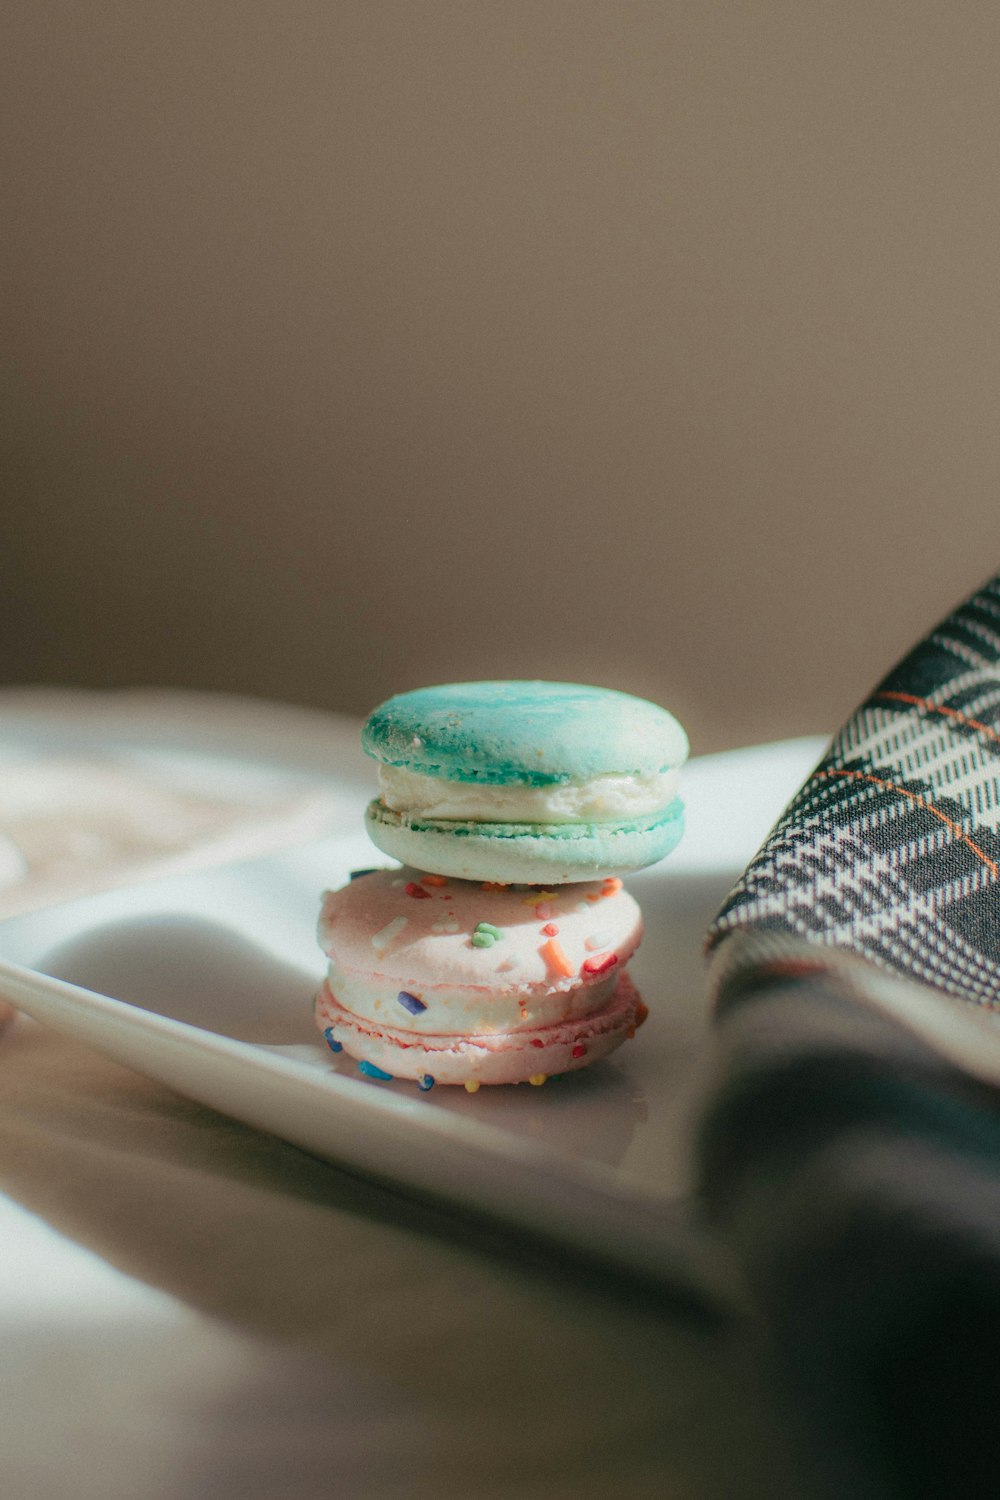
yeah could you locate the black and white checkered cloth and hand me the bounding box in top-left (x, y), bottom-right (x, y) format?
top-left (709, 572), bottom-right (1000, 1001)
top-left (698, 574), bottom-right (1000, 1500)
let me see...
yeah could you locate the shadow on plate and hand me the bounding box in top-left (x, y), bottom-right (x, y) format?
top-left (40, 915), bottom-right (320, 1046)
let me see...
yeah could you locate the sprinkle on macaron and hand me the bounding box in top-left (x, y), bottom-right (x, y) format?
top-left (581, 952), bottom-right (619, 977)
top-left (371, 915), bottom-right (408, 950)
top-left (585, 931), bottom-right (611, 951)
top-left (540, 937), bottom-right (573, 977)
top-left (523, 890), bottom-right (557, 906)
top-left (396, 990), bottom-right (427, 1015)
top-left (358, 1059), bottom-right (394, 1081)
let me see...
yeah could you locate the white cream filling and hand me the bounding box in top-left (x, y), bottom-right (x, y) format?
top-left (324, 961), bottom-right (619, 1034)
top-left (377, 764), bottom-right (680, 824)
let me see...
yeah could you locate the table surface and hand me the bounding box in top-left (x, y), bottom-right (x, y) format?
top-left (0, 692), bottom-right (813, 1500)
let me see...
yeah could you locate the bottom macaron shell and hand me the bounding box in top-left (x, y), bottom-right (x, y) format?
top-left (364, 798), bottom-right (685, 884)
top-left (315, 970), bottom-right (644, 1086)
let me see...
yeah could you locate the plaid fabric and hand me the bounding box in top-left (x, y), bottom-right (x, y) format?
top-left (708, 572), bottom-right (1000, 1007)
top-left (698, 573), bottom-right (1000, 1499)
top-left (700, 958), bottom-right (1000, 1500)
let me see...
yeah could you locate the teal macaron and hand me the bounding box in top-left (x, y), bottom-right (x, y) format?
top-left (362, 680), bottom-right (688, 883)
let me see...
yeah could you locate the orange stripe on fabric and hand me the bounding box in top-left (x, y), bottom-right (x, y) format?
top-left (875, 690), bottom-right (1000, 748)
top-left (813, 768), bottom-right (1000, 879)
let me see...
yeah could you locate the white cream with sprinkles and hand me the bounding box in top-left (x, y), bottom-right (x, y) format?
top-left (323, 957), bottom-right (621, 1035)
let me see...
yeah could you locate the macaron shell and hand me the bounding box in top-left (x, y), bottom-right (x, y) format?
top-left (318, 865), bottom-right (643, 1033)
top-left (362, 681), bottom-right (689, 785)
top-left (315, 970), bottom-right (643, 1085)
top-left (364, 797), bottom-right (684, 883)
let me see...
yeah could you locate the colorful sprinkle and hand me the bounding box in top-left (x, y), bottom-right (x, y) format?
top-left (349, 867), bottom-right (381, 881)
top-left (405, 881), bottom-right (431, 899)
top-left (585, 892), bottom-right (602, 903)
top-left (464, 1079), bottom-right (481, 1093)
top-left (358, 1059), bottom-right (394, 1081)
top-left (535, 902), bottom-right (555, 920)
top-left (531, 1038), bottom-right (545, 1048)
top-left (528, 1073), bottom-right (548, 1086)
top-left (482, 881), bottom-right (508, 891)
top-left (418, 1074), bottom-right (436, 1091)
top-left (571, 1043), bottom-right (587, 1059)
top-left (581, 952), bottom-right (619, 977)
top-left (540, 937), bottom-right (573, 977)
top-left (322, 1027), bottom-right (343, 1053)
top-left (523, 889), bottom-right (556, 906)
top-left (635, 1000), bottom-right (650, 1028)
top-left (541, 923), bottom-right (559, 937)
top-left (396, 990), bottom-right (427, 1015)
top-left (371, 915), bottom-right (408, 950)
top-left (602, 877), bottom-right (623, 895)
top-left (471, 921), bottom-right (503, 948)
top-left (585, 931), bottom-right (611, 951)
top-left (626, 1025), bottom-right (636, 1040)
top-left (422, 873), bottom-right (448, 886)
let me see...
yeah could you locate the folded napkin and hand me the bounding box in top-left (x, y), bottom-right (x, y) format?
top-left (700, 574), bottom-right (1000, 1499)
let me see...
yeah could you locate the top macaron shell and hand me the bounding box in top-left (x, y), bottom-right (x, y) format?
top-left (361, 681), bottom-right (688, 786)
top-left (361, 680), bottom-right (688, 883)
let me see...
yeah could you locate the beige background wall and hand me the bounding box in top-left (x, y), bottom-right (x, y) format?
top-left (3, 2), bottom-right (999, 753)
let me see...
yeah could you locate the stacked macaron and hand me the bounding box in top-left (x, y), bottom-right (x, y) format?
top-left (315, 681), bottom-right (688, 1091)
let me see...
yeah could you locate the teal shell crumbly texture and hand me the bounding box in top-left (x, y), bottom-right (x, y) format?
top-left (361, 680), bottom-right (688, 785)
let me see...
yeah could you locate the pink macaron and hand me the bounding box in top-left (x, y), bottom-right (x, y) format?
top-left (315, 865), bottom-right (647, 1089)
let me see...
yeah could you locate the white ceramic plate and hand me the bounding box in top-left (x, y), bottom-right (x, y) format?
top-left (0, 693), bottom-right (823, 1304)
